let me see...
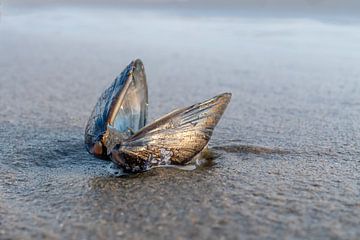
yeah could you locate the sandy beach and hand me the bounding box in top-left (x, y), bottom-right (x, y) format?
top-left (1, 1), bottom-right (360, 239)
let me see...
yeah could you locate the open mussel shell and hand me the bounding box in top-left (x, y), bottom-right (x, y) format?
top-left (84, 59), bottom-right (148, 158)
top-left (85, 59), bottom-right (232, 173)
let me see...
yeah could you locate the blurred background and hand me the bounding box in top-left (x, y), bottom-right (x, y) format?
top-left (1, 0), bottom-right (360, 239)
top-left (5, 0), bottom-right (360, 13)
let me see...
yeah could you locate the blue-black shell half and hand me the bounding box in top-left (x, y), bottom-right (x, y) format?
top-left (84, 59), bottom-right (148, 158)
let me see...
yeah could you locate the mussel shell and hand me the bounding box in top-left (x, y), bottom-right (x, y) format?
top-left (84, 59), bottom-right (148, 158)
top-left (109, 93), bottom-right (232, 172)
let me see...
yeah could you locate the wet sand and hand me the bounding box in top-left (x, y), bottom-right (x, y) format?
top-left (1, 3), bottom-right (360, 239)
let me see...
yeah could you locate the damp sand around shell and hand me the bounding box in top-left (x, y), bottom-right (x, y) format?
top-left (1, 4), bottom-right (360, 240)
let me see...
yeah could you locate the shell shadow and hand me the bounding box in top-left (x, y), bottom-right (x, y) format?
top-left (212, 144), bottom-right (291, 155)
